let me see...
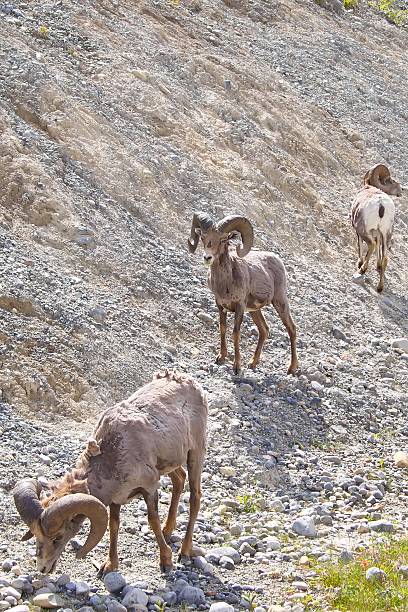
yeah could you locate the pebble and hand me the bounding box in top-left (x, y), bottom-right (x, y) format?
top-left (219, 466), bottom-right (236, 477)
top-left (104, 573), bottom-right (127, 593)
top-left (206, 547), bottom-right (241, 564)
top-left (366, 567), bottom-right (386, 583)
top-left (121, 588), bottom-right (148, 608)
top-left (398, 566), bottom-right (408, 578)
top-left (177, 586), bottom-right (206, 605)
top-left (391, 337), bottom-right (408, 352)
top-left (394, 451), bottom-right (408, 468)
top-left (291, 516), bottom-right (317, 538)
top-left (369, 520), bottom-right (394, 533)
top-left (32, 594), bottom-right (63, 609)
top-left (209, 604), bottom-right (235, 612)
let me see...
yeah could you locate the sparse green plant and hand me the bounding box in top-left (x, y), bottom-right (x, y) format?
top-left (156, 603), bottom-right (167, 612)
top-left (236, 490), bottom-right (264, 513)
top-left (314, 538), bottom-right (408, 611)
top-left (178, 604), bottom-right (191, 612)
top-left (369, 0), bottom-right (408, 25)
top-left (242, 591), bottom-right (258, 611)
top-left (37, 25), bottom-right (49, 39)
top-left (344, 0), bottom-right (359, 8)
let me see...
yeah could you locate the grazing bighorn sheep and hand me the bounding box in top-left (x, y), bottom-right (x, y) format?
top-left (350, 164), bottom-right (402, 292)
top-left (13, 371), bottom-right (207, 575)
top-left (188, 213), bottom-right (298, 375)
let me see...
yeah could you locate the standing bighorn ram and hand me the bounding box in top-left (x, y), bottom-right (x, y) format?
top-left (350, 164), bottom-right (402, 292)
top-left (13, 371), bottom-right (207, 575)
top-left (188, 213), bottom-right (298, 375)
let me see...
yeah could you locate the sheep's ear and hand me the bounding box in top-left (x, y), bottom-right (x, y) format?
top-left (21, 529), bottom-right (34, 541)
top-left (86, 438), bottom-right (101, 457)
top-left (227, 230), bottom-right (242, 244)
top-left (194, 228), bottom-right (202, 237)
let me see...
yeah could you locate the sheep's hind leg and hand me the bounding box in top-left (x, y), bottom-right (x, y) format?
top-left (144, 490), bottom-right (173, 573)
top-left (248, 310), bottom-right (269, 369)
top-left (179, 449), bottom-right (203, 560)
top-left (162, 466), bottom-right (186, 543)
top-left (272, 294), bottom-right (298, 375)
top-left (357, 234), bottom-right (364, 269)
top-left (359, 237), bottom-right (375, 274)
top-left (97, 503), bottom-right (120, 577)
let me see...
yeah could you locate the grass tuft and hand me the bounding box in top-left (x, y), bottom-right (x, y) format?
top-left (313, 538), bottom-right (408, 611)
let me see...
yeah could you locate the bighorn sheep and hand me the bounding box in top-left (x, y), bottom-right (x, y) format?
top-left (13, 371), bottom-right (207, 575)
top-left (188, 213), bottom-right (298, 375)
top-left (350, 164), bottom-right (402, 292)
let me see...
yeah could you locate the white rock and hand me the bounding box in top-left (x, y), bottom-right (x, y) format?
top-left (394, 451), bottom-right (408, 468)
top-left (121, 588), bottom-right (148, 608)
top-left (391, 338), bottom-right (408, 352)
top-left (264, 536), bottom-right (281, 551)
top-left (32, 594), bottom-right (63, 609)
top-left (219, 466), bottom-right (236, 477)
top-left (292, 516), bottom-right (317, 538)
top-left (366, 567), bottom-right (386, 583)
top-left (209, 604), bottom-right (235, 612)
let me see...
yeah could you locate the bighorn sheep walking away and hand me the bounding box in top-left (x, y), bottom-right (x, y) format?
top-left (350, 164), bottom-right (402, 292)
top-left (13, 371), bottom-right (207, 575)
top-left (188, 213), bottom-right (298, 375)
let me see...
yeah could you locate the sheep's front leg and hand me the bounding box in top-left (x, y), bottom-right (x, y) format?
top-left (144, 490), bottom-right (173, 574)
top-left (232, 304), bottom-right (244, 375)
top-left (97, 503), bottom-right (120, 577)
top-left (216, 303), bottom-right (228, 364)
top-left (162, 466), bottom-right (186, 543)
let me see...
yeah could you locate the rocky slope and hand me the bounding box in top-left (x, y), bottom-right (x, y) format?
top-left (1, 0), bottom-right (408, 610)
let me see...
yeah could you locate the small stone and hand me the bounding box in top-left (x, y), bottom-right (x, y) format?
top-left (193, 556), bottom-right (214, 575)
top-left (366, 567), bottom-right (386, 583)
top-left (219, 466), bottom-right (236, 478)
top-left (75, 582), bottom-right (90, 597)
top-left (121, 588), bottom-right (148, 608)
top-left (394, 451), bottom-right (408, 468)
top-left (352, 272), bottom-right (366, 285)
top-left (326, 455), bottom-right (342, 465)
top-left (398, 566), bottom-right (408, 578)
top-left (56, 575), bottom-right (70, 587)
top-left (104, 572), bottom-right (127, 593)
top-left (178, 586), bottom-right (206, 606)
top-left (106, 601), bottom-right (127, 612)
top-left (209, 604), bottom-right (235, 612)
top-left (339, 550), bottom-right (354, 563)
top-left (6, 607), bottom-right (29, 612)
top-left (265, 537), bottom-right (281, 551)
top-left (270, 499), bottom-right (285, 512)
top-left (0, 603), bottom-right (11, 611)
top-left (206, 546), bottom-right (241, 564)
top-left (292, 581), bottom-right (308, 591)
top-left (391, 338), bottom-right (408, 352)
top-left (162, 591), bottom-right (177, 605)
top-left (229, 523), bottom-right (243, 536)
top-left (32, 594), bottom-right (63, 609)
top-left (1, 560), bottom-right (13, 572)
top-left (369, 520), bottom-right (394, 533)
top-left (292, 516), bottom-right (317, 538)
top-left (219, 556), bottom-right (235, 569)
top-left (196, 311), bottom-right (214, 324)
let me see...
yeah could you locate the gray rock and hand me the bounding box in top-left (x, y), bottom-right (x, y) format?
top-left (219, 555), bottom-right (235, 569)
top-left (398, 565), bottom-right (408, 578)
top-left (162, 592), bottom-right (177, 605)
top-left (292, 516), bottom-right (317, 538)
top-left (104, 573), bottom-right (127, 594)
top-left (121, 588), bottom-right (148, 608)
top-left (178, 586), bottom-right (206, 606)
top-left (369, 520), bottom-right (394, 533)
top-left (366, 567), bottom-right (386, 583)
top-left (193, 556), bottom-right (214, 575)
top-left (206, 546), bottom-right (241, 564)
top-left (391, 338), bottom-right (408, 352)
top-left (339, 550), bottom-right (354, 563)
top-left (75, 582), bottom-right (90, 597)
top-left (106, 601), bottom-right (127, 612)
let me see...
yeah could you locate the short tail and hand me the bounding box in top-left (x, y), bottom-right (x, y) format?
top-left (379, 203), bottom-right (385, 218)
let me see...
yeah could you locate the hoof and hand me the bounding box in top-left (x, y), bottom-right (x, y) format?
top-left (248, 360), bottom-right (258, 370)
top-left (97, 562), bottom-right (117, 578)
top-left (377, 284), bottom-right (384, 293)
top-left (216, 354), bottom-right (227, 365)
top-left (287, 363), bottom-right (299, 375)
top-left (160, 563), bottom-right (173, 575)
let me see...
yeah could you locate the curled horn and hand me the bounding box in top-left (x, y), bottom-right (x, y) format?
top-left (41, 493), bottom-right (108, 558)
top-left (188, 212), bottom-right (214, 253)
top-left (363, 164), bottom-right (391, 188)
top-left (13, 478), bottom-right (44, 529)
top-left (216, 215), bottom-right (254, 257)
